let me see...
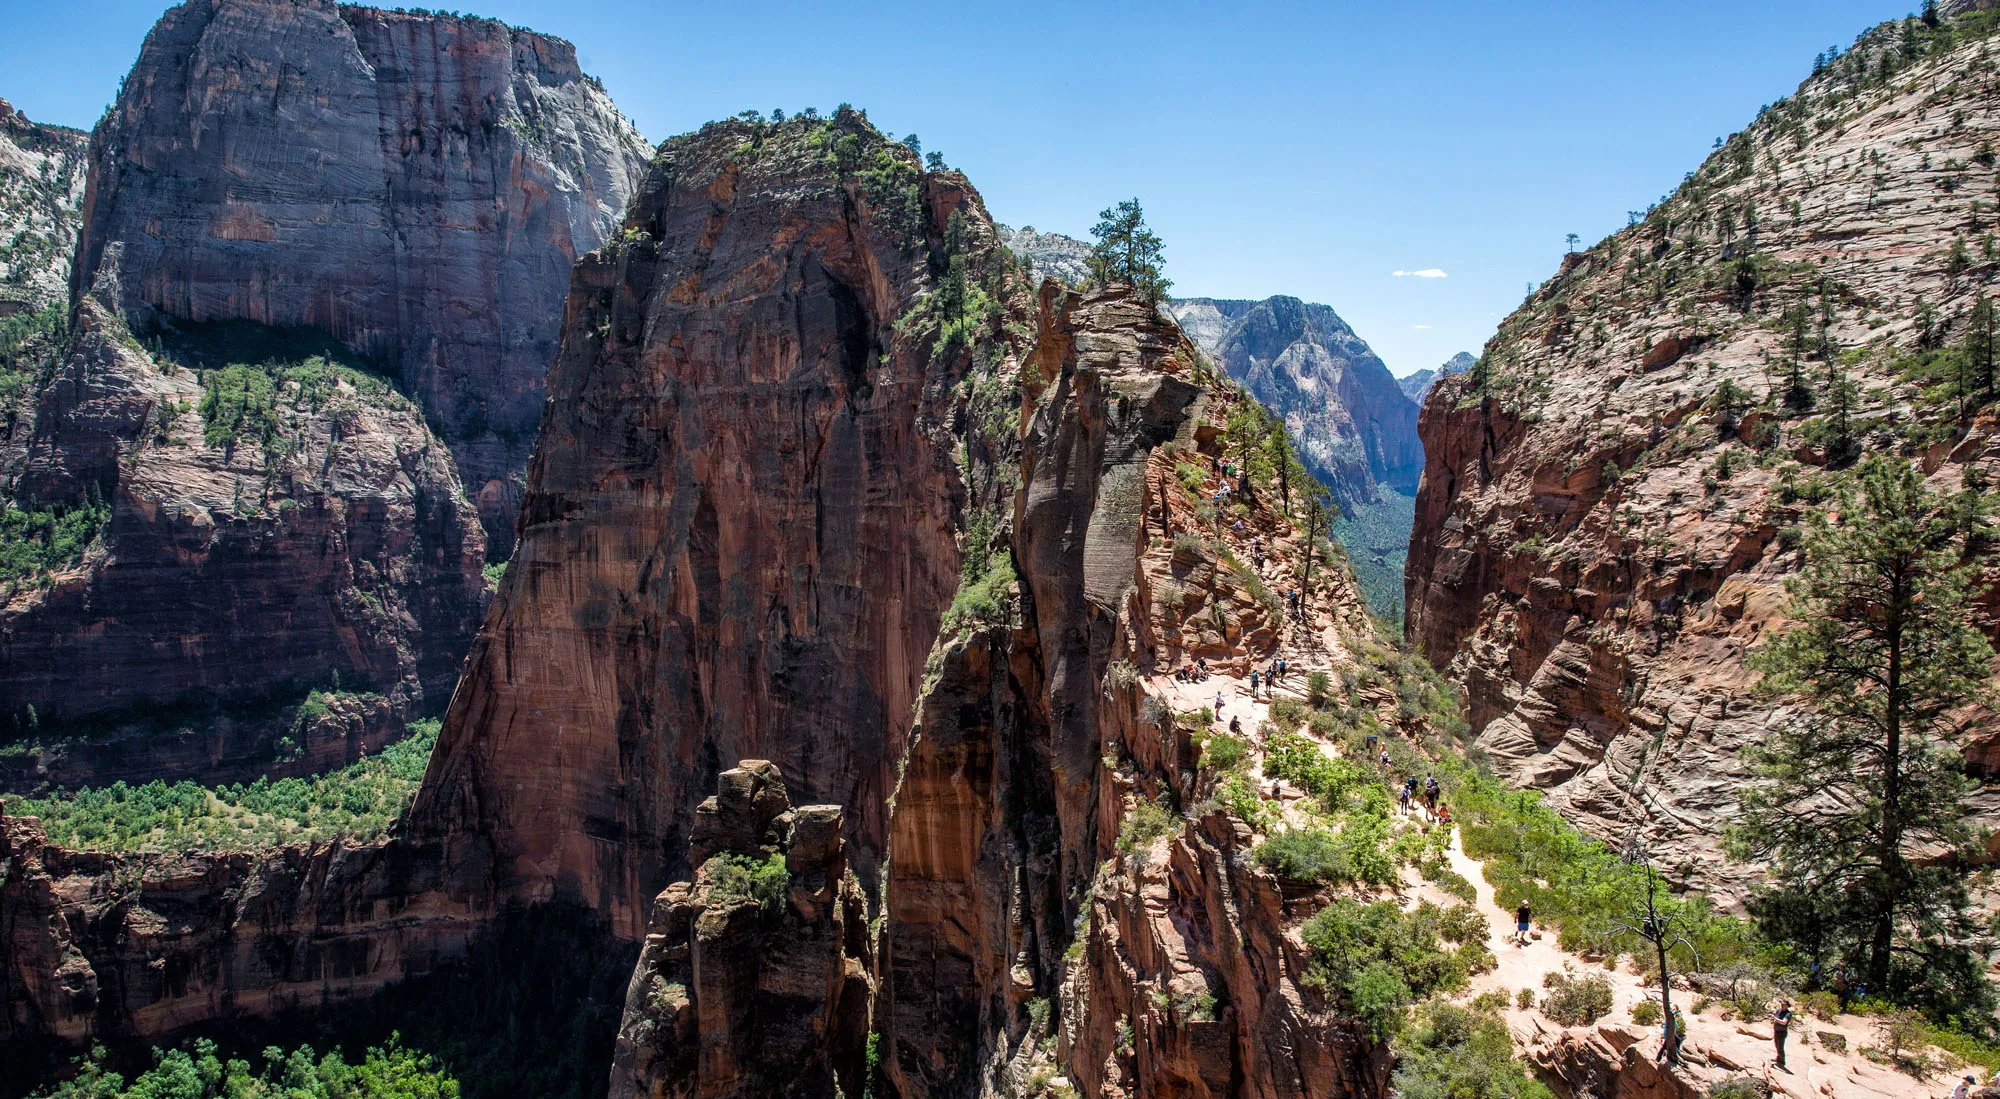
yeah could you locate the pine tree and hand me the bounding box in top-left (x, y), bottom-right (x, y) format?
top-left (1088, 199), bottom-right (1172, 305)
top-left (1735, 457), bottom-right (1994, 1016)
top-left (1969, 295), bottom-right (1996, 406)
top-left (1783, 302), bottom-right (1813, 411)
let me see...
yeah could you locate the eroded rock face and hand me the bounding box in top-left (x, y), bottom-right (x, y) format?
top-left (0, 0), bottom-right (651, 757)
top-left (3, 289), bottom-right (489, 732)
top-left (410, 112), bottom-right (991, 937)
top-left (0, 807), bottom-right (488, 1059)
top-left (1170, 297), bottom-right (1420, 512)
top-left (607, 761), bottom-right (868, 1099)
top-left (72, 0), bottom-right (651, 547)
top-left (0, 100), bottom-right (86, 314)
top-left (1406, 13), bottom-right (2000, 895)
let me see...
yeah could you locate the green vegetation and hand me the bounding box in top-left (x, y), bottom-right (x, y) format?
top-left (1540, 966), bottom-right (1614, 1026)
top-left (702, 851), bottom-right (789, 913)
top-left (1299, 898), bottom-right (1491, 1039)
top-left (5, 718), bottom-right (439, 851)
top-left (1087, 198), bottom-right (1170, 305)
top-left (939, 505), bottom-right (1017, 634)
top-left (1328, 489), bottom-right (1415, 626)
top-left (1116, 797), bottom-right (1179, 855)
top-left (31, 1037), bottom-right (457, 1099)
top-left (0, 302), bottom-right (65, 409)
top-left (1736, 456), bottom-right (1996, 1027)
top-left (33, 1038), bottom-right (456, 1099)
top-left (0, 490), bottom-right (109, 586)
top-left (155, 320), bottom-right (402, 454)
top-left (1392, 1001), bottom-right (1554, 1099)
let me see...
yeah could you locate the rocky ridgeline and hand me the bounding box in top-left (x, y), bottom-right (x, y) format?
top-left (0, 101), bottom-right (86, 315)
top-left (1408, 6), bottom-right (2000, 895)
top-left (0, 0), bottom-right (650, 782)
top-left (1170, 297), bottom-right (1421, 513)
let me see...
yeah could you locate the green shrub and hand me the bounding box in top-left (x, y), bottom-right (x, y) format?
top-left (1632, 998), bottom-right (1664, 1026)
top-left (1301, 899), bottom-right (1471, 1038)
top-left (1306, 671), bottom-right (1334, 707)
top-left (7, 717), bottom-right (440, 851)
top-left (704, 851), bottom-right (788, 912)
top-left (1541, 966), bottom-right (1614, 1026)
top-left (1117, 798), bottom-right (1179, 854)
top-left (1201, 732), bottom-right (1248, 773)
top-left (1266, 698), bottom-right (1307, 731)
top-left (31, 1035), bottom-right (458, 1099)
top-left (0, 494), bottom-right (110, 584)
top-left (1706, 1079), bottom-right (1770, 1099)
top-left (1392, 1001), bottom-right (1554, 1099)
top-left (1254, 827), bottom-right (1343, 882)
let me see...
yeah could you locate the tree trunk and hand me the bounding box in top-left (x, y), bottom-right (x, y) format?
top-left (1871, 568), bottom-right (1909, 991)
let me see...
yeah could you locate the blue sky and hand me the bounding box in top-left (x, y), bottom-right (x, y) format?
top-left (2, 0), bottom-right (1912, 376)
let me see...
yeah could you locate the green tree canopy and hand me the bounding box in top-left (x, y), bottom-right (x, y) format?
top-left (1088, 198), bottom-right (1171, 305)
top-left (1735, 455), bottom-right (1995, 1025)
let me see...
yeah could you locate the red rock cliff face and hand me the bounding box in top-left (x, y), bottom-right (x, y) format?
top-left (1, 0), bottom-right (648, 750)
top-left (1406, 13), bottom-right (2000, 895)
top-left (70, 0), bottom-right (651, 549)
top-left (410, 113), bottom-right (981, 937)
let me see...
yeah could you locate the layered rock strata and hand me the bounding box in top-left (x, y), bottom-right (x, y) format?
top-left (1407, 9), bottom-right (2000, 893)
top-left (2, 0), bottom-right (650, 759)
top-left (70, 0), bottom-right (651, 546)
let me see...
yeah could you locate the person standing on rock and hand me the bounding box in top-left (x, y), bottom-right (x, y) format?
top-left (1250, 669), bottom-right (1260, 698)
top-left (1953, 1076), bottom-right (1976, 1099)
top-left (1772, 999), bottom-right (1792, 1071)
top-left (1515, 901), bottom-right (1532, 947)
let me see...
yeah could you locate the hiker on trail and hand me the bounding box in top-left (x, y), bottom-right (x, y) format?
top-left (1772, 998), bottom-right (1793, 1071)
top-left (1229, 715), bottom-right (1242, 737)
top-left (1398, 785), bottom-right (1412, 814)
top-left (1276, 657), bottom-right (1286, 680)
top-left (1250, 670), bottom-right (1260, 697)
top-left (1197, 657), bottom-right (1209, 679)
top-left (1437, 803), bottom-right (1452, 831)
top-left (1379, 748), bottom-right (1391, 771)
top-left (1515, 901), bottom-right (1532, 947)
top-left (1425, 775), bottom-right (1441, 811)
top-left (1953, 1076), bottom-right (1976, 1099)
top-left (1214, 691), bottom-right (1226, 714)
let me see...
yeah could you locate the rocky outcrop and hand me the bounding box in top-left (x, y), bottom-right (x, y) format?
top-left (0, 0), bottom-right (651, 766)
top-left (1398, 352), bottom-right (1474, 404)
top-left (3, 293), bottom-right (490, 736)
top-left (998, 224), bottom-right (1094, 287)
top-left (0, 100), bottom-right (86, 315)
top-left (1169, 297), bottom-right (1420, 512)
top-left (409, 111), bottom-right (996, 937)
top-left (1406, 10), bottom-right (2000, 894)
top-left (607, 761), bottom-right (868, 1099)
top-left (71, 0), bottom-right (651, 547)
top-left (0, 806), bottom-right (487, 1061)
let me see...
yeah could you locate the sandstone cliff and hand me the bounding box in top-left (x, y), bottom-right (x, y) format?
top-left (0, 101), bottom-right (87, 315)
top-left (1407, 7), bottom-right (2000, 894)
top-left (997, 223), bottom-right (1094, 288)
top-left (1, 0), bottom-right (650, 771)
top-left (71, 0), bottom-right (651, 548)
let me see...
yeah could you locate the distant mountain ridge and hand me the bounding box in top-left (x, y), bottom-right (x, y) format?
top-left (1398, 351), bottom-right (1476, 403)
top-left (995, 223), bottom-right (1093, 286)
top-left (1168, 295), bottom-right (1420, 510)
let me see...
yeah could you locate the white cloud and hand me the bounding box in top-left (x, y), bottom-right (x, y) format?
top-left (1412, 324), bottom-right (1433, 330)
top-left (1393, 268), bottom-right (1448, 279)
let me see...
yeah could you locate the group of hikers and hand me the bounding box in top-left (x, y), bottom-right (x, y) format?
top-left (1394, 770), bottom-right (1451, 830)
